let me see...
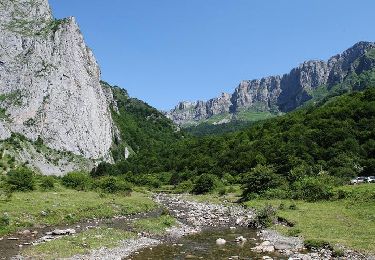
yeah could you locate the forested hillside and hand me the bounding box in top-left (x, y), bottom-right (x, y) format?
top-left (96, 83), bottom-right (375, 193)
top-left (101, 82), bottom-right (183, 161)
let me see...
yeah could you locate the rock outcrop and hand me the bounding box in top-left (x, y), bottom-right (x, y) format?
top-left (0, 0), bottom-right (113, 160)
top-left (167, 41), bottom-right (375, 125)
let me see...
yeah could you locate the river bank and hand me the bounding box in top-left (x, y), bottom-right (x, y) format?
top-left (3, 193), bottom-right (375, 259)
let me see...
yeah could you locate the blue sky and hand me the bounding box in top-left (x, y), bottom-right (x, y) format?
top-left (49, 0), bottom-right (375, 110)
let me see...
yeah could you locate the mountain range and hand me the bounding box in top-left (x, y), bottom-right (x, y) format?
top-left (166, 41), bottom-right (375, 126)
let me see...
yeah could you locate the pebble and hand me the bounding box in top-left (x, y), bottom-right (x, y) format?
top-left (154, 194), bottom-right (255, 228)
top-left (235, 236), bottom-right (247, 243)
top-left (51, 228), bottom-right (76, 236)
top-left (216, 238), bottom-right (226, 245)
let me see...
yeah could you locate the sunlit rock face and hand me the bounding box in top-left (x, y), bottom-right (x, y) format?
top-left (167, 41), bottom-right (375, 125)
top-left (0, 0), bottom-right (114, 160)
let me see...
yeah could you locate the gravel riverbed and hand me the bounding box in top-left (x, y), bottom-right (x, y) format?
top-left (11, 194), bottom-right (375, 260)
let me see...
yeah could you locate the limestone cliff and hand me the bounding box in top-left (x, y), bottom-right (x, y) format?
top-left (0, 0), bottom-right (113, 161)
top-left (167, 41), bottom-right (375, 125)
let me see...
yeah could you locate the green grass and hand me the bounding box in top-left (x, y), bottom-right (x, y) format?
top-left (22, 227), bottom-right (135, 259)
top-left (203, 113), bottom-right (232, 124)
top-left (0, 187), bottom-right (156, 235)
top-left (235, 110), bottom-right (276, 122)
top-left (245, 186), bottom-right (375, 254)
top-left (133, 215), bottom-right (177, 234)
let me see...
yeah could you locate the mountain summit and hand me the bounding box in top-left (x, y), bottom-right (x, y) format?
top-left (167, 41), bottom-right (375, 126)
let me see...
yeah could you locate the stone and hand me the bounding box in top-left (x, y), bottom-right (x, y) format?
top-left (235, 236), bottom-right (247, 242)
top-left (18, 230), bottom-right (32, 236)
top-left (274, 242), bottom-right (294, 250)
top-left (216, 238), bottom-right (226, 245)
top-left (261, 241), bottom-right (272, 246)
top-left (51, 228), bottom-right (76, 236)
top-left (262, 245), bottom-right (275, 253)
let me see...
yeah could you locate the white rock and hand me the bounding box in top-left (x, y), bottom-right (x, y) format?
top-left (262, 245), bottom-right (275, 252)
top-left (235, 236), bottom-right (247, 242)
top-left (216, 238), bottom-right (226, 245)
top-left (261, 241), bottom-right (272, 246)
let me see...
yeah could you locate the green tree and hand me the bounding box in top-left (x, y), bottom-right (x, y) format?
top-left (6, 168), bottom-right (35, 192)
top-left (242, 165), bottom-right (283, 199)
top-left (193, 174), bottom-right (219, 194)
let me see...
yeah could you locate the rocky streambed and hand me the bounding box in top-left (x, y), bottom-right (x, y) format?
top-left (4, 193), bottom-right (374, 260)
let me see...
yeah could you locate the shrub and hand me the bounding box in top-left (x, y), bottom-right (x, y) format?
top-left (287, 228), bottom-right (301, 237)
top-left (332, 247), bottom-right (345, 257)
top-left (61, 172), bottom-right (91, 191)
top-left (193, 174), bottom-right (218, 194)
top-left (6, 168), bottom-right (35, 191)
top-left (222, 173), bottom-right (235, 185)
top-left (289, 203), bottom-right (297, 210)
top-left (218, 187), bottom-right (227, 196)
top-left (249, 205), bottom-right (276, 228)
top-left (292, 176), bottom-right (334, 202)
top-left (39, 176), bottom-right (55, 190)
top-left (174, 180), bottom-right (194, 194)
top-left (242, 165), bottom-right (284, 200)
top-left (95, 176), bottom-right (132, 194)
top-left (90, 162), bottom-right (117, 178)
top-left (304, 239), bottom-right (331, 250)
top-left (0, 213), bottom-right (10, 228)
top-left (143, 175), bottom-right (162, 189)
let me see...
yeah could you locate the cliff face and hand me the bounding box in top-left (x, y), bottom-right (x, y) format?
top-left (0, 0), bottom-right (113, 160)
top-left (167, 41), bottom-right (375, 125)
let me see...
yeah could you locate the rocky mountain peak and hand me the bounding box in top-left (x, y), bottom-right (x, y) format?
top-left (167, 41), bottom-right (375, 125)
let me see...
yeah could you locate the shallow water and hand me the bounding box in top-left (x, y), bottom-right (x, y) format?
top-left (127, 227), bottom-right (283, 260)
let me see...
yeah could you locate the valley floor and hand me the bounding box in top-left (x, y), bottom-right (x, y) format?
top-left (0, 186), bottom-right (374, 259)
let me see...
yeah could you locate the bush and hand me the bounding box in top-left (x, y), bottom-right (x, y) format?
top-left (222, 173), bottom-right (235, 185)
top-left (95, 176), bottom-right (132, 194)
top-left (174, 180), bottom-right (194, 194)
top-left (61, 172), bottom-right (91, 191)
top-left (249, 205), bottom-right (276, 228)
top-left (242, 165), bottom-right (284, 200)
top-left (90, 162), bottom-right (117, 178)
top-left (143, 175), bottom-right (162, 189)
top-left (39, 176), bottom-right (55, 190)
top-left (193, 174), bottom-right (218, 194)
top-left (289, 203), bottom-right (297, 210)
top-left (218, 187), bottom-right (227, 196)
top-left (0, 213), bottom-right (10, 228)
top-left (292, 176), bottom-right (334, 202)
top-left (6, 168), bottom-right (35, 191)
top-left (332, 247), bottom-right (345, 257)
top-left (287, 228), bottom-right (301, 237)
top-left (304, 239), bottom-right (331, 250)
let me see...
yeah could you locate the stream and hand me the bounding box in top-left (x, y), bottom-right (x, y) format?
top-left (127, 227), bottom-right (281, 260)
top-left (0, 194), bottom-right (324, 259)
